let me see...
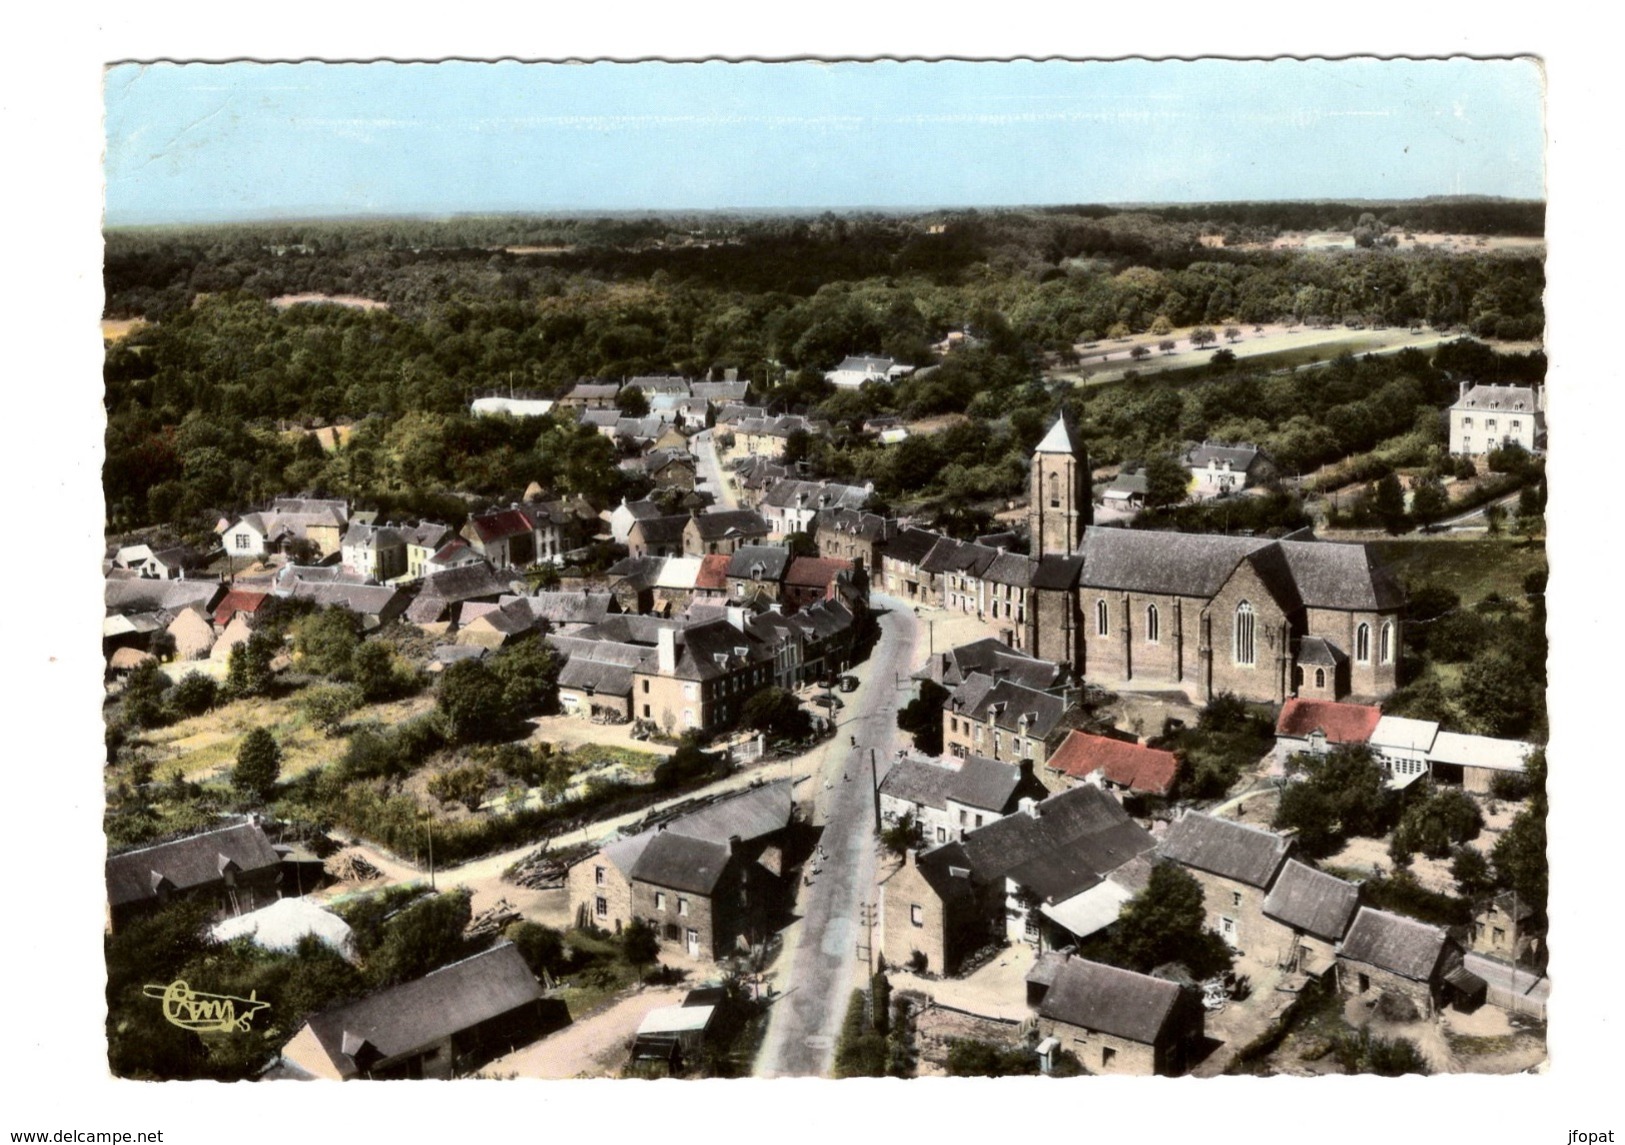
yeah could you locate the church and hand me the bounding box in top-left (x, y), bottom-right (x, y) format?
top-left (1021, 413), bottom-right (1405, 706)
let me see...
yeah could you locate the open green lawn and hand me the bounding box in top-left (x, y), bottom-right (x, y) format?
top-left (1368, 537), bottom-right (1547, 605)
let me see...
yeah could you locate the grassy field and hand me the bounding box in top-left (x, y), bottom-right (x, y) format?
top-left (1367, 537), bottom-right (1547, 604)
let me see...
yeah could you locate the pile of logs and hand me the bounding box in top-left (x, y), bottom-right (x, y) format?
top-left (505, 842), bottom-right (595, 889)
top-left (324, 850), bottom-right (383, 883)
top-left (464, 897), bottom-right (523, 941)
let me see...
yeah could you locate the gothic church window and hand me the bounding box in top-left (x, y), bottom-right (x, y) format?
top-left (1235, 601), bottom-right (1256, 665)
top-left (1356, 623), bottom-right (1371, 663)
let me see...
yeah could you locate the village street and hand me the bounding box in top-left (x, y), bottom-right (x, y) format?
top-left (755, 594), bottom-right (920, 1076)
top-left (690, 428), bottom-right (738, 510)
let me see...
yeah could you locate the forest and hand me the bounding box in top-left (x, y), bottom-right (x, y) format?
top-left (103, 200), bottom-right (1546, 542)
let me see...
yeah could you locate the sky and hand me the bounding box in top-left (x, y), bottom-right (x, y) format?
top-left (102, 57), bottom-right (1547, 224)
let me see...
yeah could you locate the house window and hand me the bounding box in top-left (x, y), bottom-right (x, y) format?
top-left (1231, 891), bottom-right (1242, 907)
top-left (1356, 623), bottom-right (1371, 664)
top-left (1096, 599), bottom-right (1109, 637)
top-left (234, 534), bottom-right (249, 550)
top-left (1314, 668), bottom-right (1326, 689)
top-left (595, 897), bottom-right (608, 918)
top-left (642, 680), bottom-right (650, 694)
top-left (595, 866), bottom-right (605, 885)
top-left (936, 827), bottom-right (947, 843)
top-left (1486, 419), bottom-right (1497, 431)
top-left (643, 704), bottom-right (651, 718)
top-left (911, 904), bottom-right (924, 927)
top-left (1512, 420), bottom-right (1521, 431)
top-left (656, 892), bottom-right (666, 911)
top-left (1493, 927), bottom-right (1506, 944)
top-left (974, 815), bottom-right (984, 828)
top-left (1380, 622), bottom-right (1393, 665)
top-left (959, 810), bottom-right (968, 826)
top-left (677, 897), bottom-right (689, 916)
top-left (1145, 603), bottom-right (1159, 644)
top-left (1462, 417), bottom-right (1473, 428)
top-left (1234, 601), bottom-right (1256, 666)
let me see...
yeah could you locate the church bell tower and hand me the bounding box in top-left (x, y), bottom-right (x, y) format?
top-left (1029, 410), bottom-right (1091, 557)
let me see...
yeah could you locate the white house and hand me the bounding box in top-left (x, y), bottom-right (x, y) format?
top-left (1449, 382), bottom-right (1546, 457)
top-left (471, 396), bottom-right (555, 417)
top-left (824, 354), bottom-right (915, 389)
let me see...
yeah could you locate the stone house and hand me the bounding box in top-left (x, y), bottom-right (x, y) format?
top-left (942, 672), bottom-right (1072, 768)
top-left (277, 942), bottom-right (558, 1080)
top-left (610, 497), bottom-right (666, 545)
top-left (1031, 955), bottom-right (1204, 1077)
top-left (1181, 440), bottom-right (1269, 498)
top-left (881, 785), bottom-right (1157, 968)
top-left (759, 478), bottom-right (873, 538)
top-left (105, 821), bottom-right (284, 933)
top-left (1156, 811), bottom-right (1293, 962)
top-left (568, 781), bottom-right (794, 960)
top-left (461, 505), bottom-right (540, 569)
top-left (1469, 892), bottom-right (1541, 965)
top-left (224, 497), bottom-right (350, 560)
top-left (782, 556), bottom-right (857, 615)
top-left (340, 522), bottom-right (408, 581)
top-left (557, 380), bottom-right (621, 409)
top-left (682, 509), bottom-right (771, 557)
top-left (550, 633), bottom-right (642, 722)
top-left (812, 508), bottom-right (895, 573)
top-left (1260, 859), bottom-right (1362, 977)
top-left (627, 515), bottom-right (691, 560)
top-left (1336, 906), bottom-right (1484, 1017)
top-left (724, 545), bottom-right (793, 605)
top-left (879, 526), bottom-right (944, 603)
top-left (398, 521), bottom-right (455, 581)
top-left (878, 755), bottom-right (1049, 847)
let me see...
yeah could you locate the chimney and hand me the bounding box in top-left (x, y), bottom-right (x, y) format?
top-left (1020, 797), bottom-right (1040, 819)
top-left (726, 606), bottom-right (747, 632)
top-left (1001, 627), bottom-right (1015, 648)
top-left (728, 834), bottom-right (743, 854)
top-left (657, 627), bottom-right (677, 674)
top-left (1459, 380), bottom-right (1469, 401)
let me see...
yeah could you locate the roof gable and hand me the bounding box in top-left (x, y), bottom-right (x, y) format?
top-left (1157, 812), bottom-right (1290, 888)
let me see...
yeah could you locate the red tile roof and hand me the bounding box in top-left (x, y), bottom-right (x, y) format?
top-left (1045, 731), bottom-right (1179, 796)
top-left (784, 556), bottom-right (852, 590)
top-left (1275, 698), bottom-right (1381, 744)
top-left (468, 507), bottom-right (535, 544)
top-left (696, 554), bottom-right (731, 591)
top-left (212, 589), bottom-right (269, 629)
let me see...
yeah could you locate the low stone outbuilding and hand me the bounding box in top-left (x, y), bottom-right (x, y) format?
top-left (1260, 859), bottom-right (1361, 976)
top-left (1336, 906), bottom-right (1483, 1017)
top-left (1033, 954), bottom-right (1204, 1076)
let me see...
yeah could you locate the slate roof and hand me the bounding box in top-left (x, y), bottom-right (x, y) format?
top-left (1294, 636), bottom-right (1347, 668)
top-left (951, 755), bottom-right (1045, 812)
top-left (630, 832), bottom-right (732, 895)
top-left (986, 551), bottom-right (1034, 588)
top-left (904, 842), bottom-right (983, 907)
top-left (418, 564), bottom-right (510, 604)
top-left (106, 578), bottom-right (224, 616)
top-left (300, 942), bottom-right (542, 1077)
top-left (1158, 811), bottom-right (1291, 889)
top-left (689, 509), bottom-right (770, 542)
top-left (1037, 957), bottom-right (1185, 1045)
top-left (1451, 383), bottom-right (1540, 412)
top-left (954, 785), bottom-right (1156, 903)
top-left (661, 778), bottom-right (794, 844)
top-left (1339, 907), bottom-right (1449, 981)
top-left (813, 508), bottom-right (895, 545)
top-left (1045, 731), bottom-right (1180, 796)
top-left (283, 582), bottom-right (407, 619)
top-left (398, 521), bottom-right (455, 550)
top-left (580, 408), bottom-right (622, 428)
top-left (1275, 698), bottom-right (1381, 744)
top-left (630, 515), bottom-right (692, 547)
top-left (566, 382), bottom-right (621, 401)
top-left (831, 354), bottom-right (896, 374)
top-left (106, 823), bottom-right (281, 910)
top-left (1183, 440), bottom-right (1262, 471)
top-left (1034, 412), bottom-right (1081, 456)
top-left (342, 521), bottom-right (406, 550)
top-left (947, 673), bottom-right (1069, 739)
top-left (1077, 528), bottom-right (1403, 612)
top-left (1263, 860), bottom-right (1361, 942)
top-left (625, 375), bottom-right (691, 394)
top-left (921, 537), bottom-right (1001, 579)
top-left (879, 757), bottom-right (960, 811)
top-left (1030, 554), bottom-right (1085, 591)
top-left (761, 479), bottom-right (872, 513)
top-left (726, 544), bottom-right (793, 582)
top-left (690, 381), bottom-right (750, 403)
top-left (884, 527), bottom-right (945, 568)
top-left (925, 637), bottom-right (1066, 690)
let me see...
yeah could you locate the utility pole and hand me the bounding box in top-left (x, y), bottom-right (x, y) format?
top-left (869, 747), bottom-right (882, 834)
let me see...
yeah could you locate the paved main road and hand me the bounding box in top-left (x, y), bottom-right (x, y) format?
top-left (690, 428), bottom-right (738, 510)
top-left (756, 594), bottom-right (920, 1077)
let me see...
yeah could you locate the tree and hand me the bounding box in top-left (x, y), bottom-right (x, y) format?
top-left (1450, 846), bottom-right (1495, 899)
top-left (1143, 453), bottom-right (1191, 510)
top-left (1106, 321), bottom-right (1131, 340)
top-left (1457, 653), bottom-right (1541, 738)
top-left (1390, 784), bottom-right (1484, 862)
top-left (1190, 326), bottom-right (1217, 350)
top-left (226, 629), bottom-right (278, 699)
top-left (303, 683), bottom-right (365, 736)
top-left (436, 658), bottom-right (507, 744)
top-left (1129, 344), bottom-right (1150, 362)
top-left (233, 727), bottom-right (282, 803)
top-left (505, 920), bottom-right (568, 978)
top-left (1158, 339), bottom-right (1177, 356)
top-left (1223, 325), bottom-right (1241, 343)
top-left (168, 671), bottom-right (219, 718)
top-left (426, 764), bottom-right (493, 813)
top-left (615, 386), bottom-right (650, 417)
top-left (1109, 862), bottom-right (1232, 978)
top-left (121, 658), bottom-right (173, 729)
top-left (742, 686), bottom-right (812, 741)
top-left (1410, 476), bottom-right (1449, 527)
top-left (1373, 473), bottom-right (1408, 535)
top-left (1274, 745), bottom-right (1396, 857)
top-left (881, 813), bottom-right (924, 857)
top-left (291, 608), bottom-right (361, 679)
top-left (1149, 315), bottom-right (1173, 336)
top-left (489, 636), bottom-right (560, 717)
top-left (622, 917), bottom-right (660, 982)
top-left (351, 640), bottom-right (402, 702)
top-left (367, 888), bottom-right (472, 988)
top-left (896, 679), bottom-right (948, 755)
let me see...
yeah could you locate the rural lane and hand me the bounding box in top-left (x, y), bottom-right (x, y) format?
top-left (755, 594), bottom-right (920, 1077)
top-left (690, 428), bottom-right (738, 510)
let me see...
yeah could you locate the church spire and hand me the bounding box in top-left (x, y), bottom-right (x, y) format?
top-left (1029, 408), bottom-right (1090, 557)
top-left (1034, 409), bottom-right (1078, 455)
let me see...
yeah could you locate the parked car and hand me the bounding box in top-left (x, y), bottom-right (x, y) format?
top-left (838, 674), bottom-right (859, 693)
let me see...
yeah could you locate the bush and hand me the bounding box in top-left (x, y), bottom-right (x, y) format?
top-left (302, 683), bottom-right (365, 736)
top-left (167, 671), bottom-right (219, 718)
top-left (1333, 1029), bottom-right (1430, 1076)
